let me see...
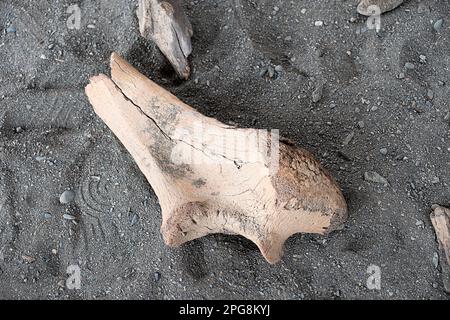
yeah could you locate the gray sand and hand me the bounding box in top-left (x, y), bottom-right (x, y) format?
top-left (0, 0), bottom-right (449, 299)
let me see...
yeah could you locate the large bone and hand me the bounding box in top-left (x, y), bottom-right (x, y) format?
top-left (137, 0), bottom-right (193, 79)
top-left (85, 53), bottom-right (348, 263)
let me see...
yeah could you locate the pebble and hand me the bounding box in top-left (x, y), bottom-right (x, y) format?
top-left (6, 26), bottom-right (16, 33)
top-left (259, 66), bottom-right (268, 78)
top-left (404, 62), bottom-right (415, 70)
top-left (415, 220), bottom-right (424, 228)
top-left (130, 213), bottom-right (139, 226)
top-left (312, 85), bottom-right (323, 103)
top-left (380, 148), bottom-right (388, 155)
top-left (342, 131), bottom-right (355, 146)
top-left (63, 214), bottom-right (76, 220)
top-left (284, 36), bottom-right (292, 41)
top-left (59, 190), bottom-right (75, 204)
top-left (22, 255), bottom-right (36, 264)
top-left (41, 212), bottom-right (52, 219)
top-left (274, 65), bottom-right (283, 73)
top-left (419, 55), bottom-right (427, 63)
top-left (357, 121), bottom-right (365, 129)
top-left (267, 65), bottom-right (275, 78)
top-left (433, 19), bottom-right (443, 32)
top-left (314, 21), bottom-right (324, 27)
top-left (431, 176), bottom-right (440, 184)
top-left (154, 271), bottom-right (161, 282)
top-left (444, 112), bottom-right (450, 121)
top-left (364, 171), bottom-right (388, 185)
top-left (427, 89), bottom-right (434, 101)
top-left (432, 252), bottom-right (439, 268)
top-left (397, 72), bottom-right (405, 79)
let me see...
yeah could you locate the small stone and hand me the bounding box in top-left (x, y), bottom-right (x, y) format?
top-left (433, 19), bottom-right (443, 32)
top-left (427, 89), bottom-right (434, 101)
top-left (258, 66), bottom-right (268, 78)
top-left (22, 255), bottom-right (36, 264)
top-left (314, 21), bottom-right (324, 27)
top-left (357, 121), bottom-right (365, 128)
top-left (15, 127), bottom-right (23, 133)
top-left (41, 212), bottom-right (52, 219)
top-left (274, 65), bottom-right (283, 73)
top-left (312, 84), bottom-right (323, 103)
top-left (59, 190), bottom-right (75, 204)
top-left (130, 213), bottom-right (139, 226)
top-left (154, 271), bottom-right (161, 282)
top-left (35, 156), bottom-right (46, 162)
top-left (342, 131), bottom-right (355, 146)
top-left (444, 112), bottom-right (450, 121)
top-left (284, 36), bottom-right (292, 41)
top-left (419, 55), bottom-right (427, 63)
top-left (267, 65), bottom-right (275, 78)
top-left (397, 72), bottom-right (405, 79)
top-left (404, 62), bottom-right (415, 70)
top-left (431, 176), bottom-right (440, 184)
top-left (301, 8), bottom-right (306, 14)
top-left (47, 43), bottom-right (55, 50)
top-left (415, 220), bottom-right (424, 228)
top-left (432, 252), bottom-right (439, 268)
top-left (87, 24), bottom-right (96, 29)
top-left (63, 214), bottom-right (76, 220)
top-left (364, 171), bottom-right (388, 185)
top-left (6, 26), bottom-right (16, 33)
top-left (380, 148), bottom-right (388, 155)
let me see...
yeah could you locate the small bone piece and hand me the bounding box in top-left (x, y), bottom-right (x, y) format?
top-left (137, 0), bottom-right (193, 79)
top-left (357, 0), bottom-right (404, 16)
top-left (430, 206), bottom-right (450, 293)
top-left (85, 53), bottom-right (348, 263)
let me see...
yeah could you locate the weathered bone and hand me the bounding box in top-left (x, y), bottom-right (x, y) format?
top-left (85, 53), bottom-right (348, 263)
top-left (431, 205), bottom-right (450, 293)
top-left (137, 0), bottom-right (193, 79)
top-left (357, 0), bottom-right (404, 16)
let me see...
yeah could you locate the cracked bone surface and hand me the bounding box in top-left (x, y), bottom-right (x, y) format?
top-left (85, 53), bottom-right (348, 263)
top-left (137, 0), bottom-right (193, 79)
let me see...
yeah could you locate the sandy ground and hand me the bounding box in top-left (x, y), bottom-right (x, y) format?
top-left (0, 0), bottom-right (449, 299)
